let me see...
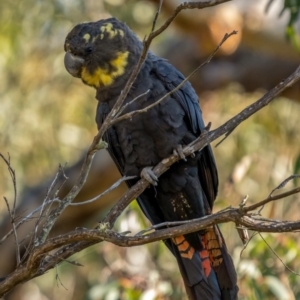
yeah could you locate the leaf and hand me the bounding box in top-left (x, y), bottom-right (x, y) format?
top-left (266, 0), bottom-right (300, 47)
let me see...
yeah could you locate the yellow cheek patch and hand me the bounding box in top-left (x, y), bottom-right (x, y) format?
top-left (110, 51), bottom-right (129, 77)
top-left (82, 68), bottom-right (114, 87)
top-left (83, 33), bottom-right (91, 42)
top-left (81, 51), bottom-right (129, 88)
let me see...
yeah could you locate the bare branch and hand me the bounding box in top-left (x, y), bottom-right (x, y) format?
top-left (0, 199), bottom-right (57, 246)
top-left (244, 185), bottom-right (300, 213)
top-left (114, 89), bottom-right (150, 118)
top-left (3, 197), bottom-right (20, 265)
top-left (148, 1), bottom-right (232, 40)
top-left (240, 231), bottom-right (259, 258)
top-left (33, 165), bottom-right (67, 244)
top-left (0, 153), bottom-right (20, 265)
top-left (151, 0), bottom-right (164, 32)
top-left (0, 179), bottom-right (299, 297)
top-left (269, 174), bottom-right (300, 197)
top-left (34, 151), bottom-right (99, 246)
top-left (0, 174), bottom-right (135, 245)
top-left (69, 175), bottom-right (136, 206)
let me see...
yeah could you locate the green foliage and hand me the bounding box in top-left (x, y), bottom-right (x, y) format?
top-left (267, 0), bottom-right (300, 48)
top-left (267, 0), bottom-right (300, 25)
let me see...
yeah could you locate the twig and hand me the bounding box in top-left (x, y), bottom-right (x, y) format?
top-left (115, 89), bottom-right (150, 118)
top-left (46, 254), bottom-right (83, 268)
top-left (135, 219), bottom-right (199, 236)
top-left (69, 175), bottom-right (136, 206)
top-left (269, 174), bottom-right (300, 197)
top-left (244, 185), bottom-right (300, 213)
top-left (240, 231), bottom-right (259, 258)
top-left (151, 0), bottom-right (164, 32)
top-left (0, 175), bottom-right (135, 244)
top-left (33, 166), bottom-right (66, 243)
top-left (0, 199), bottom-right (57, 246)
top-left (113, 31), bottom-right (238, 124)
top-left (258, 233), bottom-right (300, 276)
top-left (3, 197), bottom-right (20, 265)
top-left (55, 267), bottom-right (68, 290)
top-left (148, 1), bottom-right (232, 39)
top-left (0, 153), bottom-right (20, 265)
top-left (256, 174), bottom-right (300, 215)
top-left (34, 151), bottom-right (99, 246)
top-left (0, 153), bottom-right (18, 218)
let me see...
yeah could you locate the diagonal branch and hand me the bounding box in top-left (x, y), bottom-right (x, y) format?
top-left (103, 65), bottom-right (300, 226)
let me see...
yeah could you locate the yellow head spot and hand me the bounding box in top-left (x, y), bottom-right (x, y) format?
top-left (100, 23), bottom-right (113, 32)
top-left (100, 22), bottom-right (122, 39)
top-left (83, 33), bottom-right (90, 42)
top-left (117, 29), bottom-right (124, 37)
top-left (81, 51), bottom-right (129, 88)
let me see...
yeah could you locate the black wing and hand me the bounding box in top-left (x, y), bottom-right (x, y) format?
top-left (95, 57), bottom-right (237, 299)
top-left (95, 101), bottom-right (167, 226)
top-left (153, 57), bottom-right (219, 208)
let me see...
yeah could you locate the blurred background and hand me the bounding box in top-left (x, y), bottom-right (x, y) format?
top-left (0, 0), bottom-right (300, 299)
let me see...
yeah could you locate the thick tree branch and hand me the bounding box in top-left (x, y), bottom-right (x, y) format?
top-left (1, 181), bottom-right (300, 296)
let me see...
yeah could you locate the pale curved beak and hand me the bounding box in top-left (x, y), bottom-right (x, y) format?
top-left (64, 52), bottom-right (85, 78)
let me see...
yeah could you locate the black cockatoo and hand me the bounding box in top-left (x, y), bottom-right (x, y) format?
top-left (64, 18), bottom-right (238, 300)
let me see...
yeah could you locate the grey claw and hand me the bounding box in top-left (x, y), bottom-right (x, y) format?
top-left (174, 145), bottom-right (187, 161)
top-left (141, 167), bottom-right (158, 186)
